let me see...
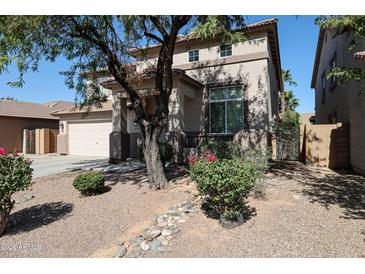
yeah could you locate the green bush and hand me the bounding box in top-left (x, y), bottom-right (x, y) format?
top-left (0, 149), bottom-right (33, 236)
top-left (138, 142), bottom-right (174, 167)
top-left (201, 140), bottom-right (271, 173)
top-left (189, 158), bottom-right (259, 220)
top-left (73, 172), bottom-right (105, 196)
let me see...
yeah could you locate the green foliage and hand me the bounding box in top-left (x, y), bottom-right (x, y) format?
top-left (189, 158), bottom-right (258, 220)
top-left (272, 110), bottom-right (300, 160)
top-left (0, 16), bottom-right (247, 108)
top-left (279, 90), bottom-right (299, 112)
top-left (316, 16), bottom-right (365, 94)
top-left (139, 142), bottom-right (174, 167)
top-left (73, 172), bottom-right (105, 196)
top-left (272, 110), bottom-right (299, 140)
top-left (200, 140), bottom-right (270, 174)
top-left (0, 153), bottom-right (33, 213)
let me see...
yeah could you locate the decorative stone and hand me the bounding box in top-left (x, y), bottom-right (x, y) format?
top-left (161, 229), bottom-right (172, 236)
top-left (162, 240), bottom-right (169, 246)
top-left (166, 236), bottom-right (173, 241)
top-left (146, 229), bottom-right (162, 240)
top-left (167, 207), bottom-right (177, 214)
top-left (128, 236), bottom-right (145, 247)
top-left (192, 190), bottom-right (200, 197)
top-left (177, 219), bottom-right (186, 223)
top-left (128, 247), bottom-right (141, 258)
top-left (150, 240), bottom-right (162, 251)
top-left (118, 245), bottom-right (127, 258)
top-left (140, 241), bottom-right (150, 251)
top-left (18, 194), bottom-right (34, 203)
top-left (157, 221), bottom-right (168, 228)
top-left (172, 216), bottom-right (181, 221)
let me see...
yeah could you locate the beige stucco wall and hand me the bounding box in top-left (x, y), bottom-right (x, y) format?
top-left (182, 59), bottom-right (272, 131)
top-left (136, 32), bottom-right (268, 69)
top-left (0, 116), bottom-right (58, 153)
top-left (313, 30), bottom-right (365, 174)
top-left (135, 30), bottom-right (278, 134)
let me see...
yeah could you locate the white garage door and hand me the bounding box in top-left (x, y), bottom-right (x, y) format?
top-left (68, 121), bottom-right (112, 157)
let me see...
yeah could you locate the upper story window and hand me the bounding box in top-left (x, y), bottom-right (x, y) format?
top-left (330, 53), bottom-right (337, 88)
top-left (188, 49), bottom-right (199, 62)
top-left (219, 44), bottom-right (232, 58)
top-left (209, 86), bottom-right (243, 134)
top-left (321, 73), bottom-right (326, 104)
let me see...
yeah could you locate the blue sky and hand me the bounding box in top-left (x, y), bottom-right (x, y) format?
top-left (0, 15), bottom-right (319, 114)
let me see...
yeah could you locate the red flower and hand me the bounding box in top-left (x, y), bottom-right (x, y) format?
top-left (203, 150), bottom-right (217, 162)
top-left (0, 147), bottom-right (8, 156)
top-left (188, 155), bottom-right (199, 166)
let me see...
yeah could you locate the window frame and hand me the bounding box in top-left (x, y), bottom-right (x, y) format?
top-left (321, 72), bottom-right (326, 104)
top-left (219, 44), bottom-right (232, 58)
top-left (330, 52), bottom-right (337, 89)
top-left (188, 49), bottom-right (199, 62)
top-left (208, 85), bottom-right (244, 135)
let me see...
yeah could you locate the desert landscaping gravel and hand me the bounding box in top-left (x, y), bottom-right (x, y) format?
top-left (1, 161), bottom-right (364, 258)
top-left (145, 162), bottom-right (365, 258)
top-left (0, 168), bottom-right (193, 257)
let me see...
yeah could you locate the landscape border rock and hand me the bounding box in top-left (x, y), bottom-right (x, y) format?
top-left (117, 194), bottom-right (202, 258)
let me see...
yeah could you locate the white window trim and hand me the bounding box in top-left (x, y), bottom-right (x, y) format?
top-left (209, 85), bottom-right (244, 134)
top-left (188, 49), bottom-right (199, 63)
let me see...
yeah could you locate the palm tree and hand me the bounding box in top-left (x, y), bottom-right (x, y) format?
top-left (280, 69), bottom-right (298, 112)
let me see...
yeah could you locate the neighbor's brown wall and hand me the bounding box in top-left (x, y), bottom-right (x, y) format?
top-left (0, 116), bottom-right (58, 153)
top-left (300, 123), bottom-right (350, 169)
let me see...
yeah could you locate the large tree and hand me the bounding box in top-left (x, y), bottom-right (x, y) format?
top-left (316, 16), bottom-right (365, 94)
top-left (0, 16), bottom-right (246, 189)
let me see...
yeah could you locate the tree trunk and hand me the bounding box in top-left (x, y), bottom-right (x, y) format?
top-left (281, 90), bottom-right (286, 113)
top-left (0, 197), bottom-right (12, 237)
top-left (142, 126), bottom-right (168, 190)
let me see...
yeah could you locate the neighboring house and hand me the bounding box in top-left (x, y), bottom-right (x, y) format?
top-left (0, 100), bottom-right (73, 152)
top-left (53, 18), bottom-right (283, 162)
top-left (311, 28), bottom-right (365, 174)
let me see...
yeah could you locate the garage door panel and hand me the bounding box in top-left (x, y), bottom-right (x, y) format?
top-left (68, 121), bottom-right (112, 157)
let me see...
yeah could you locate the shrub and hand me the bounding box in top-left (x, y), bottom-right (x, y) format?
top-left (189, 158), bottom-right (259, 220)
top-left (73, 172), bottom-right (105, 196)
top-left (138, 142), bottom-right (174, 167)
top-left (200, 140), bottom-right (271, 173)
top-left (0, 148), bottom-right (33, 236)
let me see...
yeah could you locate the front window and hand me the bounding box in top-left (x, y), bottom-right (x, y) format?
top-left (330, 54), bottom-right (337, 85)
top-left (188, 49), bottom-right (199, 62)
top-left (209, 86), bottom-right (243, 134)
top-left (321, 73), bottom-right (326, 104)
top-left (219, 44), bottom-right (232, 57)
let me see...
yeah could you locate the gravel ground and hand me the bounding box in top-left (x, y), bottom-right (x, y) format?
top-left (145, 162), bottom-right (365, 258)
top-left (0, 168), bottom-right (193, 258)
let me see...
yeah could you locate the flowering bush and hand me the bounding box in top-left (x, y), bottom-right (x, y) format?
top-left (0, 148), bottom-right (33, 236)
top-left (203, 150), bottom-right (217, 162)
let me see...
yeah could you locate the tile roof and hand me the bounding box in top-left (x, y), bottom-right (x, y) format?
top-left (0, 100), bottom-right (73, 120)
top-left (51, 100), bottom-right (112, 115)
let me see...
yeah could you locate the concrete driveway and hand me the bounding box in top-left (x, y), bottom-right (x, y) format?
top-left (26, 154), bottom-right (109, 179)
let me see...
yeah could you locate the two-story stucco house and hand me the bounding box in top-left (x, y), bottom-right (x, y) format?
top-left (52, 18), bottom-right (282, 163)
top-left (311, 27), bottom-right (365, 175)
